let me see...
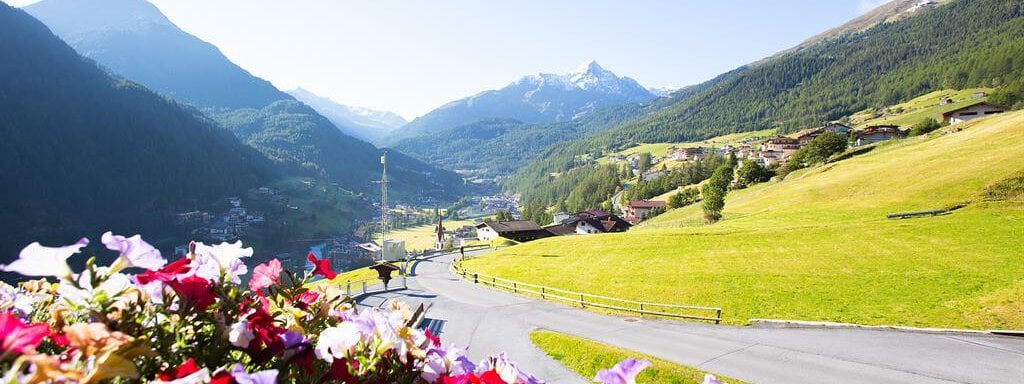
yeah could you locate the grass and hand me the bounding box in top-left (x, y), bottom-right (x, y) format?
top-left (373, 218), bottom-right (478, 252)
top-left (530, 330), bottom-right (748, 384)
top-left (465, 111), bottom-right (1024, 329)
top-left (850, 87), bottom-right (991, 128)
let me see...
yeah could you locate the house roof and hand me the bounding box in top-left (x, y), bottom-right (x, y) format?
top-left (765, 136), bottom-right (799, 144)
top-left (860, 125), bottom-right (904, 134)
top-left (543, 224), bottom-right (577, 236)
top-left (579, 209), bottom-right (609, 218)
top-left (477, 220), bottom-right (544, 233)
top-left (941, 101), bottom-right (1006, 118)
top-left (628, 200), bottom-right (666, 209)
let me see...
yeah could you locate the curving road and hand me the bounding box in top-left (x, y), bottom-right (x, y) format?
top-left (356, 250), bottom-right (1024, 384)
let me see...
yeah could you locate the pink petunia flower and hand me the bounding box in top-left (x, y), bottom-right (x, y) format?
top-left (0, 311), bottom-right (51, 355)
top-left (249, 259), bottom-right (282, 292)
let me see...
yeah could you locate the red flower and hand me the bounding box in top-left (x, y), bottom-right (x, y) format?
top-left (425, 329), bottom-right (441, 347)
top-left (293, 291), bottom-right (319, 310)
top-left (168, 276), bottom-right (216, 311)
top-left (307, 253), bottom-right (337, 279)
top-left (0, 311), bottom-right (50, 355)
top-left (210, 370), bottom-right (234, 384)
top-left (476, 370), bottom-right (508, 384)
top-left (136, 257), bottom-right (192, 285)
top-left (157, 358), bottom-right (201, 381)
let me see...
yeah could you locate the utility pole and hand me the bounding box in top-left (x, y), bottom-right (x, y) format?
top-left (373, 151), bottom-right (388, 261)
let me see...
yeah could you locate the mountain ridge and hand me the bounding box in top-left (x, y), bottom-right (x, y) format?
top-left (386, 61), bottom-right (657, 144)
top-left (25, 0), bottom-right (463, 200)
top-left (287, 87), bottom-right (406, 143)
top-left (0, 1), bottom-right (268, 266)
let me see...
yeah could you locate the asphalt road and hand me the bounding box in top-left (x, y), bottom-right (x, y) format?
top-left (356, 250), bottom-right (1024, 384)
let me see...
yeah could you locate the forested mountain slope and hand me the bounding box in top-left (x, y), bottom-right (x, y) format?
top-left (0, 2), bottom-right (268, 265)
top-left (26, 0), bottom-right (462, 199)
top-left (509, 0), bottom-right (1024, 203)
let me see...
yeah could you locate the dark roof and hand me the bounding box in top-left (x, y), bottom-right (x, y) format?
top-left (766, 136), bottom-right (799, 144)
top-left (477, 220), bottom-right (544, 233)
top-left (628, 200), bottom-right (666, 209)
top-left (544, 224), bottom-right (577, 236)
top-left (859, 125), bottom-right (904, 134)
top-left (941, 102), bottom-right (1007, 118)
top-left (580, 209), bottom-right (609, 218)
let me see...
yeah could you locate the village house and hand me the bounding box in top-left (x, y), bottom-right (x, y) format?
top-left (176, 210), bottom-right (209, 225)
top-left (623, 200), bottom-right (667, 224)
top-left (735, 144), bottom-right (753, 159)
top-left (942, 102), bottom-right (1005, 124)
top-left (756, 150), bottom-right (785, 166)
top-left (853, 125), bottom-right (907, 147)
top-left (546, 209), bottom-right (632, 236)
top-left (798, 123), bottom-right (852, 146)
top-left (475, 220), bottom-right (554, 243)
top-left (670, 147), bottom-right (707, 162)
top-left (760, 137), bottom-right (800, 157)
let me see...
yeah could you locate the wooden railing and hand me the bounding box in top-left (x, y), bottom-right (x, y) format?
top-left (341, 276), bottom-right (408, 299)
top-left (450, 261), bottom-right (722, 324)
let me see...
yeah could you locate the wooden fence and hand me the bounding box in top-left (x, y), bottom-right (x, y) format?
top-left (450, 262), bottom-right (722, 323)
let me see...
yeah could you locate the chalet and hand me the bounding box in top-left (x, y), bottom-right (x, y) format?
top-left (795, 124), bottom-right (849, 146)
top-left (756, 150), bottom-right (785, 166)
top-left (853, 125), bottom-right (906, 147)
top-left (670, 147), bottom-right (707, 162)
top-left (551, 210), bottom-right (632, 235)
top-left (760, 137), bottom-right (800, 153)
top-left (942, 102), bottom-right (1005, 124)
top-left (623, 200), bottom-right (667, 223)
top-left (796, 130), bottom-right (822, 146)
top-left (475, 220), bottom-right (554, 243)
top-left (735, 144), bottom-right (753, 159)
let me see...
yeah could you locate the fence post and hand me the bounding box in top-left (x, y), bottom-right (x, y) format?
top-left (473, 273), bottom-right (478, 284)
top-left (362, 281), bottom-right (367, 294)
top-left (513, 282), bottom-right (517, 294)
top-left (640, 303), bottom-right (644, 317)
top-left (403, 276), bottom-right (407, 289)
top-left (492, 276), bottom-right (496, 285)
top-left (579, 294), bottom-right (585, 308)
top-left (541, 287), bottom-right (545, 299)
top-left (716, 309), bottom-right (722, 325)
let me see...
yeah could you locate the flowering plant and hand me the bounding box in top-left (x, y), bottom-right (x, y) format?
top-left (0, 233), bottom-right (720, 384)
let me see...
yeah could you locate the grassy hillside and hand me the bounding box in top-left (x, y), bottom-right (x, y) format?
top-left (464, 111), bottom-right (1024, 329)
top-left (530, 331), bottom-right (748, 384)
top-left (850, 87), bottom-right (992, 128)
top-left (508, 0), bottom-right (1024, 205)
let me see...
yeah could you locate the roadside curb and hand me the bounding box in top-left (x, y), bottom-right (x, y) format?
top-left (748, 319), bottom-right (1022, 337)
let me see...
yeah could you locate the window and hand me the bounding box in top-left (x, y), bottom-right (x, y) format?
top-left (984, 111), bottom-right (1003, 115)
top-left (959, 112), bottom-right (978, 116)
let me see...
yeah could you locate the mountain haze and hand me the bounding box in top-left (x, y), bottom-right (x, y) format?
top-left (388, 61), bottom-right (657, 144)
top-left (288, 87), bottom-right (407, 143)
top-left (25, 0), bottom-right (462, 199)
top-left (0, 2), bottom-right (268, 265)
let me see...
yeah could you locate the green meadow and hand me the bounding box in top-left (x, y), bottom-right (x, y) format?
top-left (530, 330), bottom-right (748, 384)
top-left (465, 111), bottom-right (1024, 329)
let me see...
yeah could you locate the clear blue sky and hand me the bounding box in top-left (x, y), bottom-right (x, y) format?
top-left (9, 0), bottom-right (891, 119)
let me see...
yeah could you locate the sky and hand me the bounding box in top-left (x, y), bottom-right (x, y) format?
top-left (7, 0), bottom-right (886, 120)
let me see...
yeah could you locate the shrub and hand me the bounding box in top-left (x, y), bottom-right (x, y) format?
top-left (909, 118), bottom-right (942, 136)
